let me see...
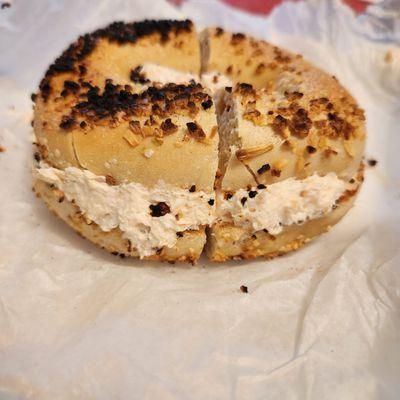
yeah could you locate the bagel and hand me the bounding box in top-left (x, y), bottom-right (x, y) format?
top-left (32, 20), bottom-right (366, 263)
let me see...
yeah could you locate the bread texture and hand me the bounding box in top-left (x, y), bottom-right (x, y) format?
top-left (32, 20), bottom-right (366, 263)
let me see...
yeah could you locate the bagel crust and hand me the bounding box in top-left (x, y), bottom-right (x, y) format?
top-left (32, 20), bottom-right (366, 263)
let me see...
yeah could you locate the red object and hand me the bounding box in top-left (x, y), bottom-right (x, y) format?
top-left (222, 0), bottom-right (288, 15)
top-left (343, 0), bottom-right (368, 14)
top-left (168, 0), bottom-right (369, 15)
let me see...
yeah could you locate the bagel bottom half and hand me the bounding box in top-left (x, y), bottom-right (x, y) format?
top-left (206, 171), bottom-right (363, 262)
top-left (33, 179), bottom-right (206, 264)
top-left (34, 166), bottom-right (364, 264)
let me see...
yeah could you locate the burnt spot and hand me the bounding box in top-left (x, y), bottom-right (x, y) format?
top-left (61, 80), bottom-right (80, 97)
top-left (273, 46), bottom-right (291, 63)
top-left (98, 19), bottom-right (193, 44)
top-left (284, 91), bottom-right (303, 101)
top-left (59, 116), bottom-right (76, 130)
top-left (257, 163), bottom-right (270, 175)
top-left (186, 121), bottom-right (205, 140)
top-left (327, 112), bottom-right (354, 139)
top-left (231, 32), bottom-right (245, 45)
top-left (67, 81), bottom-right (207, 124)
top-left (240, 197), bottom-right (247, 206)
top-left (201, 98), bottom-right (213, 110)
top-left (78, 64), bottom-right (87, 75)
top-left (189, 185), bottom-right (196, 192)
top-left (208, 199), bottom-right (215, 206)
top-left (149, 202), bottom-right (171, 217)
top-left (248, 190), bottom-right (258, 198)
top-left (160, 118), bottom-right (178, 134)
top-left (39, 20), bottom-right (193, 100)
top-left (39, 33), bottom-right (97, 100)
top-left (236, 83), bottom-right (255, 96)
top-left (255, 63), bottom-right (266, 75)
top-left (306, 145), bottom-right (317, 154)
top-left (130, 65), bottom-right (150, 84)
top-left (367, 158), bottom-right (377, 167)
top-left (289, 108), bottom-right (312, 138)
top-left (215, 27), bottom-right (224, 36)
top-left (270, 115), bottom-right (288, 137)
top-left (257, 184), bottom-right (266, 189)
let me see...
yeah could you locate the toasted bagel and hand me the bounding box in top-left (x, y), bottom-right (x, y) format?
top-left (32, 20), bottom-right (366, 262)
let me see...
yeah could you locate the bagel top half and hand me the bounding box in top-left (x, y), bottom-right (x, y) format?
top-left (202, 27), bottom-right (365, 191)
top-left (33, 20), bottom-right (218, 192)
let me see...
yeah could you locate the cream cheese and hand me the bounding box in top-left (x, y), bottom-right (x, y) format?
top-left (217, 173), bottom-right (346, 235)
top-left (139, 64), bottom-right (199, 86)
top-left (35, 165), bottom-right (215, 257)
top-left (35, 164), bottom-right (347, 256)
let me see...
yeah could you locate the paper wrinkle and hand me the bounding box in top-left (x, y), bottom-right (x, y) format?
top-left (1, 0), bottom-right (400, 399)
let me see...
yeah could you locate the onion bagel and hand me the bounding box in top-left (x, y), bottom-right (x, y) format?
top-left (32, 20), bottom-right (365, 263)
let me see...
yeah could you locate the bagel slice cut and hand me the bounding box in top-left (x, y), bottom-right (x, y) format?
top-left (33, 20), bottom-right (219, 263)
top-left (208, 77), bottom-right (365, 261)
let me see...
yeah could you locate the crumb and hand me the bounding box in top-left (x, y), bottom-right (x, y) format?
top-left (1, 2), bottom-right (10, 9)
top-left (0, 146), bottom-right (5, 152)
top-left (105, 174), bottom-right (117, 186)
top-left (367, 158), bottom-right (377, 167)
top-left (384, 50), bottom-right (392, 63)
top-left (240, 285), bottom-right (248, 293)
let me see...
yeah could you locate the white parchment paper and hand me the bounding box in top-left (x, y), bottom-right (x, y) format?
top-left (0, 0), bottom-right (399, 399)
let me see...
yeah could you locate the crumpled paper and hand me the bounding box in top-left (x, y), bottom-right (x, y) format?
top-left (0, 0), bottom-right (399, 398)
